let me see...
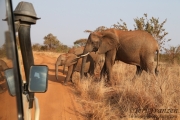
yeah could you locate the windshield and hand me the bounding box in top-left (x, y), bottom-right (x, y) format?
top-left (0, 0), bottom-right (23, 119)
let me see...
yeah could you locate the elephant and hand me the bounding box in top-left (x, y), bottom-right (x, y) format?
top-left (55, 51), bottom-right (105, 85)
top-left (0, 59), bottom-right (8, 92)
top-left (81, 28), bottom-right (159, 85)
top-left (67, 46), bottom-right (84, 55)
top-left (0, 59), bottom-right (8, 71)
top-left (62, 46), bottom-right (85, 75)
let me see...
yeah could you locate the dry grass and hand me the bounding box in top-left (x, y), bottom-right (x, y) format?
top-left (32, 51), bottom-right (62, 58)
top-left (73, 62), bottom-right (180, 120)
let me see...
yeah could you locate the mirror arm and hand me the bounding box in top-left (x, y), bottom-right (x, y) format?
top-left (22, 83), bottom-right (31, 102)
top-left (22, 83), bottom-right (28, 95)
top-left (23, 82), bottom-right (35, 104)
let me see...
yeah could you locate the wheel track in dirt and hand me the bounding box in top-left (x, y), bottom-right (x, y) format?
top-left (33, 53), bottom-right (84, 120)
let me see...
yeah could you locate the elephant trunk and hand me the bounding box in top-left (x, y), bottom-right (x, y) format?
top-left (55, 57), bottom-right (61, 80)
top-left (81, 44), bottom-right (93, 79)
top-left (81, 55), bottom-right (87, 79)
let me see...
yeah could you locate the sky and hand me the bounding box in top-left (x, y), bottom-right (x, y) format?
top-left (12, 0), bottom-right (180, 48)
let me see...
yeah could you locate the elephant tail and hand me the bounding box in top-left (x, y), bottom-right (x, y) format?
top-left (155, 49), bottom-right (159, 76)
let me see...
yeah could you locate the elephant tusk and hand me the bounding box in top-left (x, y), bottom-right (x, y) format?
top-left (76, 56), bottom-right (81, 59)
top-left (80, 52), bottom-right (90, 57)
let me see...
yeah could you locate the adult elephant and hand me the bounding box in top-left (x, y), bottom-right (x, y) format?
top-left (55, 52), bottom-right (105, 85)
top-left (81, 28), bottom-right (159, 85)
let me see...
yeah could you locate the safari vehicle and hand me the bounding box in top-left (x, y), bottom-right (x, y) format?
top-left (0, 0), bottom-right (48, 120)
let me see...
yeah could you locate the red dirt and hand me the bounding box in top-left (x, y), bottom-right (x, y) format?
top-left (0, 53), bottom-right (85, 120)
top-left (34, 53), bottom-right (85, 120)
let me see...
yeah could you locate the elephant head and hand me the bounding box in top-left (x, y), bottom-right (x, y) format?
top-left (68, 46), bottom-right (84, 56)
top-left (55, 53), bottom-right (79, 80)
top-left (62, 46), bottom-right (85, 75)
top-left (80, 30), bottom-right (118, 78)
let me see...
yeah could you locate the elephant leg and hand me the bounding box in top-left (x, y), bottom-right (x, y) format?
top-left (100, 64), bottom-right (106, 80)
top-left (143, 56), bottom-right (157, 81)
top-left (84, 73), bottom-right (88, 77)
top-left (105, 49), bottom-right (116, 85)
top-left (63, 65), bottom-right (66, 75)
top-left (70, 63), bottom-right (77, 83)
top-left (147, 62), bottom-right (157, 80)
top-left (105, 60), bottom-right (113, 83)
top-left (64, 65), bottom-right (74, 85)
top-left (136, 66), bottom-right (143, 76)
top-left (132, 66), bottom-right (143, 81)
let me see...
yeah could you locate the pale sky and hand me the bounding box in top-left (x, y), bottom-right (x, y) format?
top-left (12, 0), bottom-right (180, 48)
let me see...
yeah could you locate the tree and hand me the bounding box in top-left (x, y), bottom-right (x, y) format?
top-left (111, 14), bottom-right (171, 52)
top-left (111, 19), bottom-right (128, 31)
top-left (40, 45), bottom-right (48, 51)
top-left (94, 26), bottom-right (108, 32)
top-left (32, 43), bottom-right (41, 51)
top-left (133, 13), bottom-right (171, 52)
top-left (164, 45), bottom-right (180, 64)
top-left (43, 33), bottom-right (61, 50)
top-left (84, 30), bottom-right (92, 33)
top-left (56, 44), bottom-right (70, 53)
top-left (84, 26), bottom-right (108, 33)
top-left (74, 39), bottom-right (87, 47)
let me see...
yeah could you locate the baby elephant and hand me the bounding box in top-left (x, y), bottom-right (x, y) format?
top-left (62, 46), bottom-right (84, 74)
top-left (55, 52), bottom-right (105, 85)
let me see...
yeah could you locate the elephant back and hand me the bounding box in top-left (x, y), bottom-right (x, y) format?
top-left (68, 46), bottom-right (85, 56)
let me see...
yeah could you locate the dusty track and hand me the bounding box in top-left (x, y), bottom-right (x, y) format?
top-left (34, 53), bottom-right (85, 120)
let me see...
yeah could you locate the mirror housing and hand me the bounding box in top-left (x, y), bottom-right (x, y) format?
top-left (4, 65), bottom-right (48, 96)
top-left (4, 68), bottom-right (16, 96)
top-left (28, 65), bottom-right (48, 93)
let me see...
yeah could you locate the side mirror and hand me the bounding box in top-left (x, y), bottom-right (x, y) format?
top-left (4, 68), bottom-right (16, 96)
top-left (28, 65), bottom-right (48, 93)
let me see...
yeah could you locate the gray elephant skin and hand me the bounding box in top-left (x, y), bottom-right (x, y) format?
top-left (62, 46), bottom-right (84, 74)
top-left (81, 28), bottom-right (159, 85)
top-left (55, 47), bottom-right (105, 84)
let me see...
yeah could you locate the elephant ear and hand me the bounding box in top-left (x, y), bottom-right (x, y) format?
top-left (97, 31), bottom-right (118, 54)
top-left (73, 46), bottom-right (84, 56)
top-left (65, 54), bottom-right (78, 66)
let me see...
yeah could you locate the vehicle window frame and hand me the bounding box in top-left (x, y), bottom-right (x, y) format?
top-left (5, 0), bottom-right (24, 119)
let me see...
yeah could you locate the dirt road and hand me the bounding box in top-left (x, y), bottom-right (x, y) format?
top-left (34, 53), bottom-right (85, 120)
